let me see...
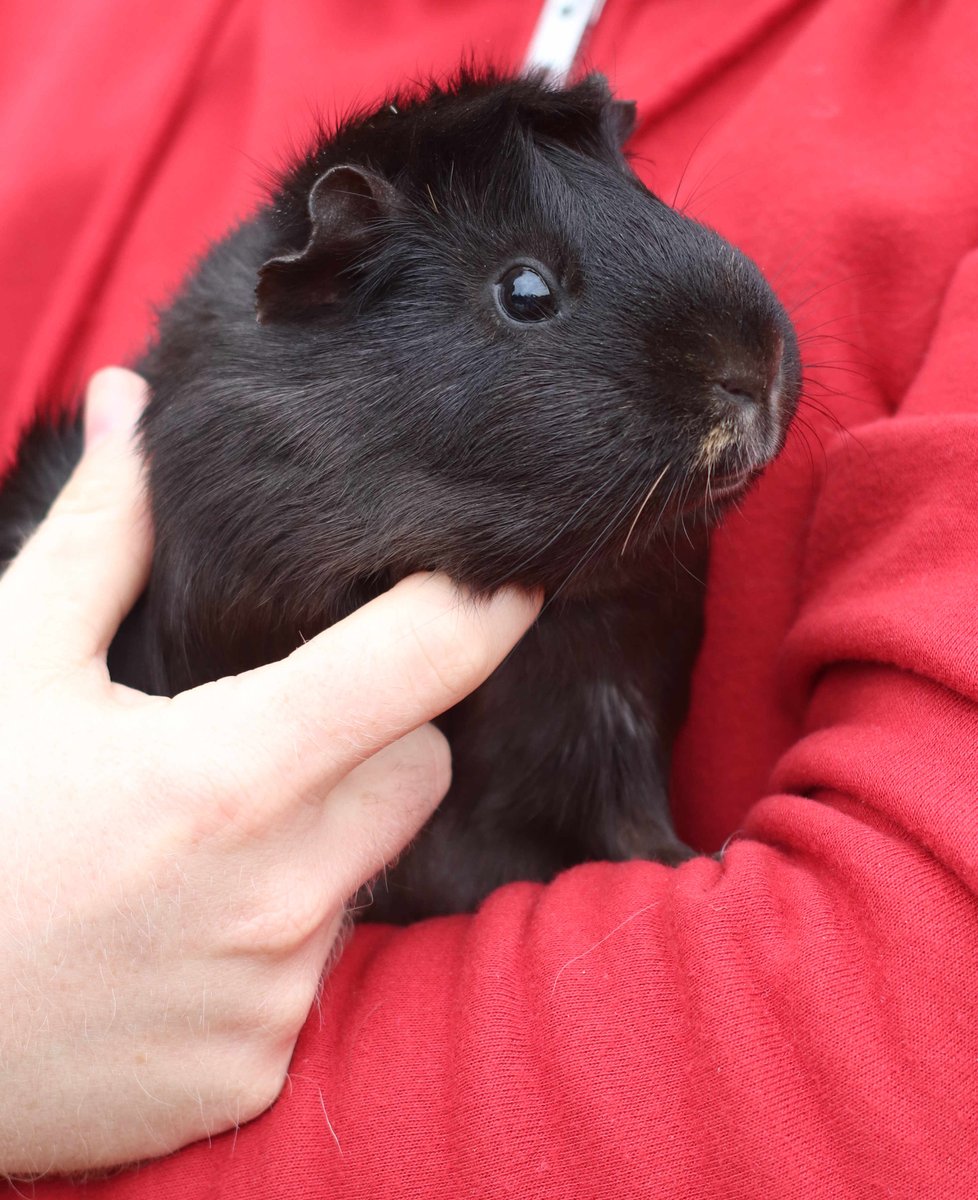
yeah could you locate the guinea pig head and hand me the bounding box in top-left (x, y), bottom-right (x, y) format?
top-left (252, 74), bottom-right (798, 589)
top-left (141, 71), bottom-right (800, 685)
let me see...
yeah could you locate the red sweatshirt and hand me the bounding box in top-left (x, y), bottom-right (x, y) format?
top-left (3, 1), bottom-right (977, 1195)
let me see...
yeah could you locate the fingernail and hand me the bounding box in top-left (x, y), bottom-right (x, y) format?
top-left (83, 368), bottom-right (147, 447)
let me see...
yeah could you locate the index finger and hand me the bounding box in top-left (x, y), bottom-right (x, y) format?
top-left (173, 573), bottom-right (540, 796)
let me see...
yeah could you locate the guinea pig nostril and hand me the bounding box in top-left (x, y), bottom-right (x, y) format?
top-left (716, 377), bottom-right (763, 407)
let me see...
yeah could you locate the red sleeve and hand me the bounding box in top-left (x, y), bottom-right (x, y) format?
top-left (7, 1), bottom-right (978, 1197)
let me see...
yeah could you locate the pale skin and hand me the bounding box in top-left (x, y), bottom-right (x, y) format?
top-left (0, 368), bottom-right (540, 1176)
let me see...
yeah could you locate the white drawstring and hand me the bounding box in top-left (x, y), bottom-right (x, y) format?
top-left (522, 0), bottom-right (606, 85)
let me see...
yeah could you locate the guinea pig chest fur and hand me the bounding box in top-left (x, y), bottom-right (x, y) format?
top-left (0, 69), bottom-right (800, 923)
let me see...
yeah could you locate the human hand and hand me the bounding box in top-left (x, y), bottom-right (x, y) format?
top-left (0, 368), bottom-right (539, 1176)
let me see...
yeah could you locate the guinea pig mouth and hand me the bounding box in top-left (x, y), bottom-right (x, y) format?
top-left (674, 465), bottom-right (760, 516)
top-left (703, 468), bottom-right (758, 503)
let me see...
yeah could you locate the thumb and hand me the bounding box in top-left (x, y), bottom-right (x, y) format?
top-left (0, 368), bottom-right (152, 668)
top-left (83, 366), bottom-right (146, 447)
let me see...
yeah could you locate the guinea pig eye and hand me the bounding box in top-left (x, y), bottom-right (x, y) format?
top-left (496, 265), bottom-right (559, 323)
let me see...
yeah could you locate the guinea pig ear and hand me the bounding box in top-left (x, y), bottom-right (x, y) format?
top-left (538, 73), bottom-right (638, 155)
top-left (605, 99), bottom-right (637, 147)
top-left (256, 165), bottom-right (398, 324)
top-left (581, 73), bottom-right (637, 148)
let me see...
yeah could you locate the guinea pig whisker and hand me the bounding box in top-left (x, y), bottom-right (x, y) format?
top-left (787, 271), bottom-right (874, 318)
top-left (482, 470), bottom-right (624, 594)
top-left (666, 473), bottom-right (703, 581)
top-left (704, 457), bottom-right (716, 518)
top-left (620, 462), bottom-right (671, 558)
top-left (643, 474), bottom-right (680, 549)
top-left (802, 360), bottom-right (872, 382)
top-left (676, 471), bottom-right (695, 547)
top-left (540, 469), bottom-right (652, 617)
top-left (797, 395), bottom-right (879, 482)
top-left (680, 164), bottom-right (761, 217)
top-left (795, 391), bottom-right (853, 441)
top-left (764, 243), bottom-right (820, 293)
top-left (796, 329), bottom-right (866, 359)
top-left (787, 412), bottom-right (828, 484)
top-left (669, 116), bottom-right (725, 209)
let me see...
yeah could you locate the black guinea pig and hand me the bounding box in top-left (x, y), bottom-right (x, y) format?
top-left (0, 69), bottom-right (800, 922)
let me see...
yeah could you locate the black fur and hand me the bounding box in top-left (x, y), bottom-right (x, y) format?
top-left (0, 70), bottom-right (800, 922)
